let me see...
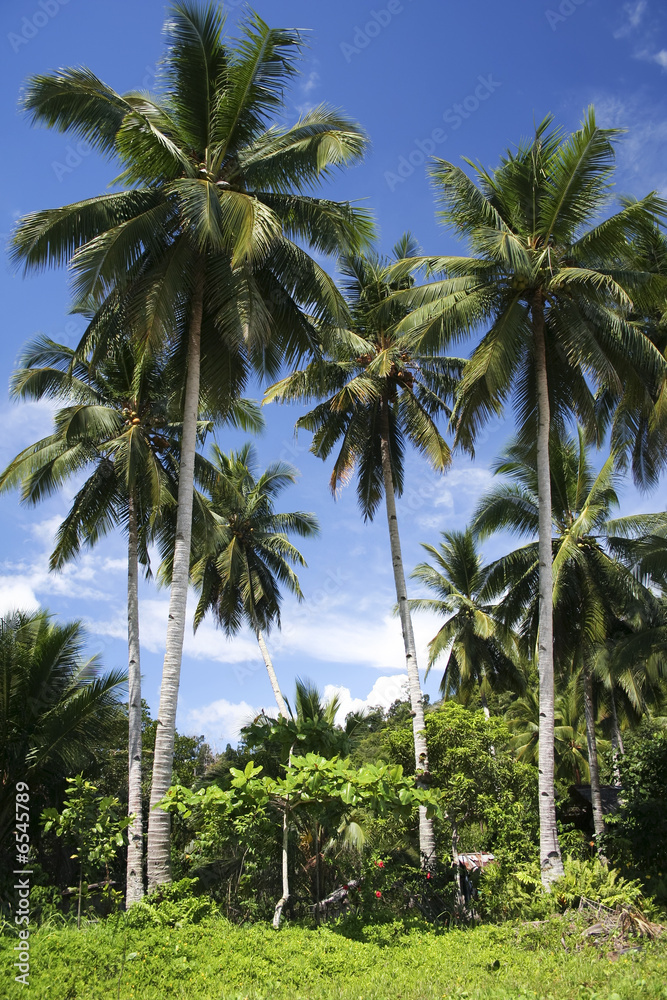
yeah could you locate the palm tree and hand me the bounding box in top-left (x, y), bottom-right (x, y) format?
top-left (600, 215), bottom-right (667, 489)
top-left (0, 610), bottom-right (126, 857)
top-left (505, 678), bottom-right (592, 786)
top-left (265, 235), bottom-right (462, 869)
top-left (11, 3), bottom-right (372, 888)
top-left (407, 528), bottom-right (524, 716)
top-left (0, 337), bottom-right (259, 902)
top-left (475, 430), bottom-right (666, 843)
top-left (186, 443), bottom-right (319, 717)
top-left (0, 337), bottom-right (185, 904)
top-left (393, 111), bottom-right (666, 883)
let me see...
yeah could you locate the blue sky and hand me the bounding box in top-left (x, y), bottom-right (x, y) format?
top-left (1, 0), bottom-right (666, 747)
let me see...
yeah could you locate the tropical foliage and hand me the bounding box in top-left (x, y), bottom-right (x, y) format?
top-left (1, 11), bottom-right (667, 994)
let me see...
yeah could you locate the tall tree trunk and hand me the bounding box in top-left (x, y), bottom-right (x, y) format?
top-left (272, 804), bottom-right (290, 929)
top-left (147, 269), bottom-right (204, 890)
top-left (609, 687), bottom-right (624, 784)
top-left (379, 398), bottom-right (436, 870)
top-left (125, 495), bottom-right (144, 906)
top-left (450, 821), bottom-right (464, 908)
top-left (583, 664), bottom-right (606, 847)
top-left (479, 685), bottom-right (491, 720)
top-left (255, 629), bottom-right (288, 717)
top-left (533, 302), bottom-right (564, 886)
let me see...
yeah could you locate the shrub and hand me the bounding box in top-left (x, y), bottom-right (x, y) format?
top-left (124, 878), bottom-right (218, 929)
top-left (478, 856), bottom-right (648, 922)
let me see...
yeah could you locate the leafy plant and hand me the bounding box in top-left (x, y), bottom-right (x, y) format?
top-left (41, 775), bottom-right (131, 928)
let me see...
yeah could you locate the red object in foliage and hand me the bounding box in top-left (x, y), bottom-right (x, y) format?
top-left (343, 885), bottom-right (349, 891)
top-left (375, 891), bottom-right (382, 897)
top-left (377, 861), bottom-right (384, 868)
top-left (426, 873), bottom-right (431, 879)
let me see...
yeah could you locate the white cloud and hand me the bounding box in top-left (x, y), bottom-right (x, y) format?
top-left (0, 401), bottom-right (57, 467)
top-left (186, 697), bottom-right (265, 745)
top-left (0, 576), bottom-right (40, 616)
top-left (187, 673), bottom-right (412, 745)
top-left (323, 673), bottom-right (409, 724)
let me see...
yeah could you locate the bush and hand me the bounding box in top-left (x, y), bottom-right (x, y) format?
top-left (478, 856), bottom-right (649, 922)
top-left (601, 723), bottom-right (667, 906)
top-left (124, 878), bottom-right (218, 929)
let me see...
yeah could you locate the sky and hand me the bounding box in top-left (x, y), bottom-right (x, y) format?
top-left (1, 0), bottom-right (666, 749)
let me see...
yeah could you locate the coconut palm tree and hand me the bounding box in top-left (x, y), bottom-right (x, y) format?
top-left (185, 443), bottom-right (319, 716)
top-left (10, 3), bottom-right (372, 888)
top-left (392, 111), bottom-right (667, 882)
top-left (407, 528), bottom-right (524, 716)
top-left (505, 678), bottom-right (592, 786)
top-left (0, 336), bottom-right (259, 902)
top-left (474, 430), bottom-right (667, 842)
top-left (0, 338), bottom-right (181, 904)
top-left (600, 214), bottom-right (667, 490)
top-left (265, 235), bottom-right (462, 869)
top-left (0, 610), bottom-right (126, 858)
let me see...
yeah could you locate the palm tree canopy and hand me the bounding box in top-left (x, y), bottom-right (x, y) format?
top-left (0, 336), bottom-right (259, 571)
top-left (184, 442), bottom-right (319, 635)
top-left (474, 429), bottom-right (667, 668)
top-left (389, 110), bottom-right (667, 452)
top-left (597, 215), bottom-right (667, 490)
top-left (265, 234), bottom-right (461, 519)
top-left (11, 2), bottom-right (375, 406)
top-left (0, 610), bottom-right (126, 844)
top-left (408, 528), bottom-right (524, 700)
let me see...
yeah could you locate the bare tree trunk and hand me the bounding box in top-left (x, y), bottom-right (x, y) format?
top-left (610, 686), bottom-right (624, 784)
top-left (583, 664), bottom-right (606, 848)
top-left (533, 303), bottom-right (564, 886)
top-left (273, 803), bottom-right (291, 929)
top-left (273, 744), bottom-right (294, 929)
top-left (147, 269), bottom-right (204, 890)
top-left (379, 398), bottom-right (436, 870)
top-left (255, 628), bottom-right (288, 717)
top-left (450, 821), bottom-right (464, 908)
top-left (125, 496), bottom-right (144, 906)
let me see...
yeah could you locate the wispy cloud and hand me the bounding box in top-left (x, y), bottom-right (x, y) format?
top-left (614, 0), bottom-right (648, 39)
top-left (295, 62), bottom-right (321, 115)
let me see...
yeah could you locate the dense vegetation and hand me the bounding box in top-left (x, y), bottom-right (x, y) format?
top-left (1, 1), bottom-right (667, 996)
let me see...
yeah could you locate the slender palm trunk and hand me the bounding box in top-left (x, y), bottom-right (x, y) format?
top-left (609, 687), bottom-right (624, 784)
top-left (479, 685), bottom-right (491, 720)
top-left (254, 622), bottom-right (292, 921)
top-left (273, 743), bottom-right (295, 929)
top-left (583, 664), bottom-right (606, 846)
top-left (272, 804), bottom-right (290, 929)
top-left (533, 303), bottom-right (564, 886)
top-left (450, 821), bottom-right (464, 908)
top-left (255, 630), bottom-right (288, 717)
top-left (125, 495), bottom-right (144, 905)
top-left (147, 269), bottom-right (204, 890)
top-left (379, 398), bottom-right (436, 870)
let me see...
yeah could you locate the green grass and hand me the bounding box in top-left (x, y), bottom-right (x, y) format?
top-left (1, 914), bottom-right (666, 999)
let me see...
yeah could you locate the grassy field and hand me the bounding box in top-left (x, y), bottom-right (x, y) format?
top-left (1, 914), bottom-right (666, 1000)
